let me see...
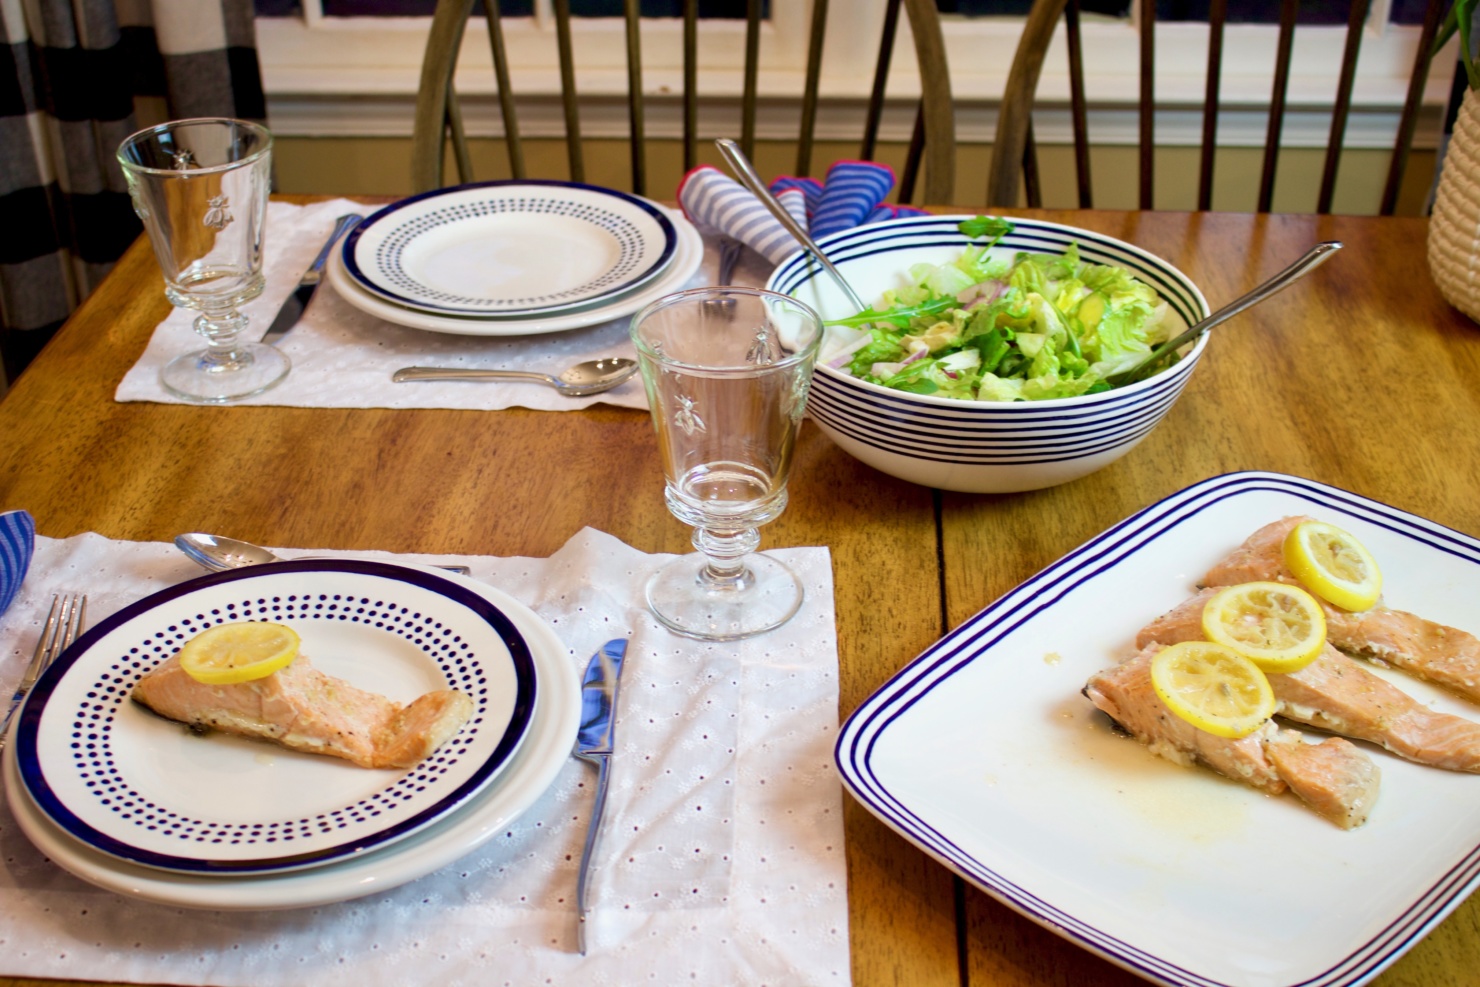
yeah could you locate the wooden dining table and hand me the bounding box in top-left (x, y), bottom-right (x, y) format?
top-left (1, 202), bottom-right (1477, 987)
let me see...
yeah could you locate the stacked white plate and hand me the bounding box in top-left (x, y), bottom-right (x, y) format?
top-left (5, 560), bottom-right (580, 909)
top-left (326, 180), bottom-right (704, 337)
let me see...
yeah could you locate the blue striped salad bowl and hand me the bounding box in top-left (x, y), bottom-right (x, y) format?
top-left (766, 215), bottom-right (1211, 493)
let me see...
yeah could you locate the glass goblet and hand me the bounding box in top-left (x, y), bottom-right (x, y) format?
top-left (117, 118), bottom-right (287, 403)
top-left (630, 286), bottom-right (822, 640)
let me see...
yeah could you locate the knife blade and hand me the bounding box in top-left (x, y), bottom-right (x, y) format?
top-left (573, 637), bottom-right (628, 955)
top-left (260, 213), bottom-right (364, 344)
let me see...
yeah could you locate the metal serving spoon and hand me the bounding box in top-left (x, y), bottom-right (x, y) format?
top-left (390, 357), bottom-right (638, 396)
top-left (175, 532), bottom-right (472, 576)
top-left (714, 138), bottom-right (868, 313)
top-left (1104, 241), bottom-right (1343, 388)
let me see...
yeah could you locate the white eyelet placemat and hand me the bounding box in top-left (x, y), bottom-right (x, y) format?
top-left (114, 199), bottom-right (775, 412)
top-left (0, 528), bottom-right (848, 986)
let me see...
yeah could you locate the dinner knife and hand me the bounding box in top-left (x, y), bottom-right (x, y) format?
top-left (573, 637), bottom-right (628, 955)
top-left (260, 213), bottom-right (364, 344)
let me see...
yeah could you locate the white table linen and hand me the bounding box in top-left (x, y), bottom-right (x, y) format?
top-left (114, 199), bottom-right (774, 412)
top-left (0, 528), bottom-right (849, 986)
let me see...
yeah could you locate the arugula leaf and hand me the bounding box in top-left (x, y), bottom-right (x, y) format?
top-left (823, 295), bottom-right (958, 330)
top-left (957, 215), bottom-right (1015, 247)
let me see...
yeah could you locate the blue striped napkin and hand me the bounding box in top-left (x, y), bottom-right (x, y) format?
top-left (0, 510), bottom-right (35, 619)
top-left (678, 161), bottom-right (926, 265)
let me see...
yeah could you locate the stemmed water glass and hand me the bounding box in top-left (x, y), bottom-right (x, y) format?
top-left (117, 118), bottom-right (286, 403)
top-left (630, 286), bottom-right (822, 640)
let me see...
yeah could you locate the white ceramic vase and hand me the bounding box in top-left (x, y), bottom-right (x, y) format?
top-left (1430, 86), bottom-right (1480, 323)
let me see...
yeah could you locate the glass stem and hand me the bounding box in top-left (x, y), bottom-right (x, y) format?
top-left (193, 308), bottom-right (253, 371)
top-left (692, 526), bottom-right (760, 587)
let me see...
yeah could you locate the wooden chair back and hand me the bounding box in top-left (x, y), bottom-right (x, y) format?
top-left (986, 0), bottom-right (1445, 214)
top-left (411, 0), bottom-right (956, 204)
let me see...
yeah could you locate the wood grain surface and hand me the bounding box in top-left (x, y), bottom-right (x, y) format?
top-left (0, 204), bottom-right (1476, 986)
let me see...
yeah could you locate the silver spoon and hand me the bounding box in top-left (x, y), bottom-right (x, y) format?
top-left (1104, 241), bottom-right (1343, 388)
top-left (714, 138), bottom-right (868, 313)
top-left (175, 533), bottom-right (472, 576)
top-left (390, 357), bottom-right (637, 396)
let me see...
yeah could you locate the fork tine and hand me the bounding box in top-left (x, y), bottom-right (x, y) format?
top-left (52, 594), bottom-right (85, 663)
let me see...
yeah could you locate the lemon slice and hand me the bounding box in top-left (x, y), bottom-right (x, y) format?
top-left (1283, 520), bottom-right (1382, 612)
top-left (1149, 641), bottom-right (1276, 739)
top-left (178, 622), bottom-right (301, 685)
top-left (1200, 581), bottom-right (1327, 674)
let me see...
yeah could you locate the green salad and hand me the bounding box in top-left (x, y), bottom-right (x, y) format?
top-left (820, 217), bottom-right (1173, 401)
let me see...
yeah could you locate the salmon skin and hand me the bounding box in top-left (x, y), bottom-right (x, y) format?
top-left (1202, 516), bottom-right (1480, 706)
top-left (1084, 646), bottom-right (1379, 828)
top-left (132, 653), bottom-right (473, 770)
top-left (1140, 590), bottom-right (1480, 774)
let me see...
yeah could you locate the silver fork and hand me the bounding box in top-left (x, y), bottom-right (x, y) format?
top-left (0, 593), bottom-right (86, 751)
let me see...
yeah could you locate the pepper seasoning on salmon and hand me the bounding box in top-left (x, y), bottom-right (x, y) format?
top-left (1202, 516), bottom-right (1480, 707)
top-left (132, 653), bottom-right (473, 770)
top-left (1139, 589), bottom-right (1480, 774)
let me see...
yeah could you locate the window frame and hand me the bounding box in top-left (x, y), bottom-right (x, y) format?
top-left (257, 0), bottom-right (1459, 149)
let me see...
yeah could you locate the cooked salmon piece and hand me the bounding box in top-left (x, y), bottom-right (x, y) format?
top-left (1139, 590), bottom-right (1480, 773)
top-left (1085, 645), bottom-right (1380, 827)
top-left (1084, 646), bottom-right (1286, 794)
top-left (1201, 516), bottom-right (1480, 706)
top-left (132, 653), bottom-right (473, 770)
top-left (1265, 733), bottom-right (1379, 830)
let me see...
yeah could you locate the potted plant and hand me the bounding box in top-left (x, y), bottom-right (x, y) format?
top-left (1429, 0), bottom-right (1480, 321)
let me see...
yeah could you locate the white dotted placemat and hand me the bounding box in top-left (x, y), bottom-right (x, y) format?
top-left (0, 528), bottom-right (849, 986)
top-left (113, 199), bottom-right (775, 413)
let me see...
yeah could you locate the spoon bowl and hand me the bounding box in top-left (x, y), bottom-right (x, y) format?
top-left (175, 533), bottom-right (472, 576)
top-left (391, 357), bottom-right (638, 396)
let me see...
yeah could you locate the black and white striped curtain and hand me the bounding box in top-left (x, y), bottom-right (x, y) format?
top-left (0, 0), bottom-right (265, 384)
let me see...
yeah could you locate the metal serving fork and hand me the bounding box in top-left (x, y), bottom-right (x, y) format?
top-left (0, 593), bottom-right (86, 751)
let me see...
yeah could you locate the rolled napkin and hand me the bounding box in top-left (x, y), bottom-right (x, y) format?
top-left (678, 160), bottom-right (927, 265)
top-left (0, 511), bottom-right (34, 619)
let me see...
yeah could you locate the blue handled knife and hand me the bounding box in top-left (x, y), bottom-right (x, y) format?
top-left (573, 637), bottom-right (628, 955)
top-left (260, 213), bottom-right (364, 344)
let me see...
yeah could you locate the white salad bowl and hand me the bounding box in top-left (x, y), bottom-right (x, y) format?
top-left (766, 216), bottom-right (1211, 493)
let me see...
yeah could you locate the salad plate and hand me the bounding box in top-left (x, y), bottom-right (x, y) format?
top-left (837, 471), bottom-right (1480, 987)
top-left (326, 204), bottom-right (703, 337)
top-left (4, 566), bottom-right (583, 910)
top-left (342, 181), bottom-right (677, 316)
top-left (14, 561), bottom-right (538, 876)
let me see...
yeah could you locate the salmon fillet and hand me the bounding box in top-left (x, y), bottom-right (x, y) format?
top-left (1265, 733), bottom-right (1379, 830)
top-left (1139, 590), bottom-right (1480, 773)
top-left (132, 653), bottom-right (473, 770)
top-left (1084, 647), bottom-right (1286, 794)
top-left (1202, 516), bottom-right (1480, 706)
top-left (1084, 645), bottom-right (1380, 827)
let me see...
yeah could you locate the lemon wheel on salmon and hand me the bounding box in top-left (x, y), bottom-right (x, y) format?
top-left (178, 621), bottom-right (301, 685)
top-left (1200, 581), bottom-right (1327, 674)
top-left (1283, 520), bottom-right (1382, 612)
top-left (1149, 641), bottom-right (1276, 739)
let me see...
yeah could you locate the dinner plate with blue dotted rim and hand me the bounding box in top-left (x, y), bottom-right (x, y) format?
top-left (342, 180), bottom-right (678, 317)
top-left (13, 560), bottom-right (538, 876)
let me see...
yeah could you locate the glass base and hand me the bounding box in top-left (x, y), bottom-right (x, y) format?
top-left (161, 343), bottom-right (290, 404)
top-left (645, 551), bottom-right (804, 641)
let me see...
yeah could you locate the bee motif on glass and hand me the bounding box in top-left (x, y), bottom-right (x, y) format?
top-left (203, 195), bottom-right (233, 231)
top-left (171, 149), bottom-right (197, 170)
top-left (746, 326), bottom-right (777, 366)
top-left (673, 393), bottom-right (706, 435)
